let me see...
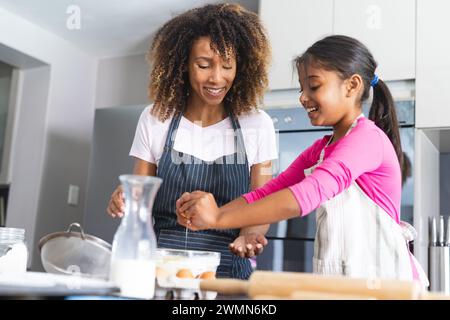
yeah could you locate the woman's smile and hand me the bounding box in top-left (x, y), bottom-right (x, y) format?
top-left (204, 86), bottom-right (226, 98)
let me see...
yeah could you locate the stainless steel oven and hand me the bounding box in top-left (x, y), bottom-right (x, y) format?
top-left (256, 100), bottom-right (415, 272)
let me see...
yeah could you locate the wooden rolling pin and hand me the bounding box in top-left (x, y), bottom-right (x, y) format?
top-left (200, 271), bottom-right (423, 300)
top-left (244, 290), bottom-right (450, 300)
top-left (254, 290), bottom-right (376, 300)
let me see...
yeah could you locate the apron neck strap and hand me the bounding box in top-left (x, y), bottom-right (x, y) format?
top-left (347, 113), bottom-right (364, 134)
top-left (320, 113), bottom-right (364, 162)
top-left (229, 112), bottom-right (248, 158)
top-left (164, 112), bottom-right (183, 150)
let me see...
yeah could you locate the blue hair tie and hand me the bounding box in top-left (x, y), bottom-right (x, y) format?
top-left (370, 74), bottom-right (379, 87)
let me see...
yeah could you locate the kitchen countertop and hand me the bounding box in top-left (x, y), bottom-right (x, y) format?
top-left (0, 284), bottom-right (118, 299)
top-left (0, 282), bottom-right (245, 300)
top-left (0, 271), bottom-right (248, 300)
top-left (0, 288), bottom-right (246, 300)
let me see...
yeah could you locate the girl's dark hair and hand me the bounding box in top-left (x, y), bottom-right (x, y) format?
top-left (148, 3), bottom-right (270, 121)
top-left (295, 35), bottom-right (409, 183)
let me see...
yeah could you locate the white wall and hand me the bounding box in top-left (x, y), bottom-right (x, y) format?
top-left (6, 66), bottom-right (49, 269)
top-left (0, 0), bottom-right (264, 271)
top-left (0, 7), bottom-right (97, 270)
top-left (96, 54), bottom-right (149, 109)
top-left (0, 62), bottom-right (12, 181)
top-left (414, 129), bottom-right (441, 273)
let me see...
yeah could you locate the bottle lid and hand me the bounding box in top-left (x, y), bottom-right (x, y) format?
top-left (0, 227), bottom-right (25, 241)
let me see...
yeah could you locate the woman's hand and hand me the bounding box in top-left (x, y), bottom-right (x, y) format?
top-left (107, 185), bottom-right (125, 218)
top-left (229, 233), bottom-right (268, 258)
top-left (176, 191), bottom-right (221, 231)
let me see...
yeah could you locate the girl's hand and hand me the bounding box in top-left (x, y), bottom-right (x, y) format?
top-left (107, 185), bottom-right (125, 218)
top-left (176, 191), bottom-right (220, 231)
top-left (229, 233), bottom-right (268, 258)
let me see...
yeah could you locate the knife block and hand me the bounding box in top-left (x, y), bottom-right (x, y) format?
top-left (428, 246), bottom-right (450, 294)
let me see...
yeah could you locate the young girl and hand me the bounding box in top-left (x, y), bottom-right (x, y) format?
top-left (176, 35), bottom-right (428, 285)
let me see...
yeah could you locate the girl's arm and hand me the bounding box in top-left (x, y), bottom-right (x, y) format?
top-left (177, 126), bottom-right (385, 229)
top-left (221, 188), bottom-right (300, 228)
top-left (242, 138), bottom-right (323, 203)
top-left (176, 155), bottom-right (311, 229)
top-left (209, 145), bottom-right (313, 223)
top-left (177, 188), bottom-right (300, 230)
top-left (176, 139), bottom-right (324, 228)
top-left (212, 127), bottom-right (384, 228)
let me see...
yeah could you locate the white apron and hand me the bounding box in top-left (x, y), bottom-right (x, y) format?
top-left (305, 115), bottom-right (428, 287)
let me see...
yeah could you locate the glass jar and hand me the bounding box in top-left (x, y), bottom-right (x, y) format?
top-left (0, 227), bottom-right (28, 273)
top-left (109, 175), bottom-right (162, 299)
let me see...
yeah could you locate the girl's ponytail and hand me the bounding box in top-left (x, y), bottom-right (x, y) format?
top-left (370, 79), bottom-right (409, 185)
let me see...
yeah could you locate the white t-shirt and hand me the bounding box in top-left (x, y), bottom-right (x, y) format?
top-left (129, 105), bottom-right (278, 169)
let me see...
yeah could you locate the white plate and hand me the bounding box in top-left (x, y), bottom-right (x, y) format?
top-left (0, 271), bottom-right (115, 289)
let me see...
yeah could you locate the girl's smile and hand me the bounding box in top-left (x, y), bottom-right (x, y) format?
top-left (298, 62), bottom-right (363, 141)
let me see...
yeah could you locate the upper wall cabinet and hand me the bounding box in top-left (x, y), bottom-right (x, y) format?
top-left (261, 0), bottom-right (415, 90)
top-left (334, 0), bottom-right (415, 81)
top-left (416, 0), bottom-right (450, 128)
top-left (259, 0), bottom-right (333, 90)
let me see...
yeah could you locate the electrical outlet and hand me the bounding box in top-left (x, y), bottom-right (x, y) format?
top-left (67, 185), bottom-right (79, 206)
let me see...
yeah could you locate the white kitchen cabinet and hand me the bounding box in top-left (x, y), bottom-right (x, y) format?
top-left (260, 0), bottom-right (414, 91)
top-left (416, 0), bottom-right (450, 128)
top-left (333, 0), bottom-right (415, 81)
top-left (259, 0), bottom-right (333, 90)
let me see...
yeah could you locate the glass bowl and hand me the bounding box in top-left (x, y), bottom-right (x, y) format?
top-left (155, 248), bottom-right (220, 280)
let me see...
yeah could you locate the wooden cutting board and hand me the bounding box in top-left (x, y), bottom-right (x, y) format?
top-left (200, 271), bottom-right (448, 300)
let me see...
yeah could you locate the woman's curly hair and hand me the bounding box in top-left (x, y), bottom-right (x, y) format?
top-left (148, 3), bottom-right (271, 121)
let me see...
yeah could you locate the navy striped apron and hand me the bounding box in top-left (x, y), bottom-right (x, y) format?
top-left (153, 112), bottom-right (252, 279)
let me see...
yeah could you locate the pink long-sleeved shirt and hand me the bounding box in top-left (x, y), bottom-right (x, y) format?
top-left (243, 117), bottom-right (402, 223)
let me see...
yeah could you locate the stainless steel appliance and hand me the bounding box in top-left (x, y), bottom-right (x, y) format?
top-left (84, 105), bottom-right (144, 243)
top-left (256, 100), bottom-right (415, 272)
top-left (428, 216), bottom-right (450, 293)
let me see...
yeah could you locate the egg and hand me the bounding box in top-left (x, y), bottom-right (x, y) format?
top-left (199, 271), bottom-right (216, 280)
top-left (176, 268), bottom-right (195, 279)
top-left (155, 266), bottom-right (169, 279)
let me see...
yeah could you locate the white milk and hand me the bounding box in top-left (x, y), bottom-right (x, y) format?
top-left (0, 243), bottom-right (28, 273)
top-left (110, 258), bottom-right (156, 299)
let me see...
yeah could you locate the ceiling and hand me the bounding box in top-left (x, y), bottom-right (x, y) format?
top-left (0, 0), bottom-right (258, 59)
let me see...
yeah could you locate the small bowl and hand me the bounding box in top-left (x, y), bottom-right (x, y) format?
top-left (155, 248), bottom-right (220, 283)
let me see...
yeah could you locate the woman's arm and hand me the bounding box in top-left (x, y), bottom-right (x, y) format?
top-left (133, 158), bottom-right (157, 176)
top-left (229, 161), bottom-right (272, 257)
top-left (241, 161), bottom-right (272, 232)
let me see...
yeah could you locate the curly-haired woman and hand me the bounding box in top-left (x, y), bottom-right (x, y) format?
top-left (107, 3), bottom-right (276, 279)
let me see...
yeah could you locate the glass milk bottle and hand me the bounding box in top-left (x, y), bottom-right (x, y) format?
top-left (0, 227), bottom-right (28, 273)
top-left (109, 175), bottom-right (162, 299)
